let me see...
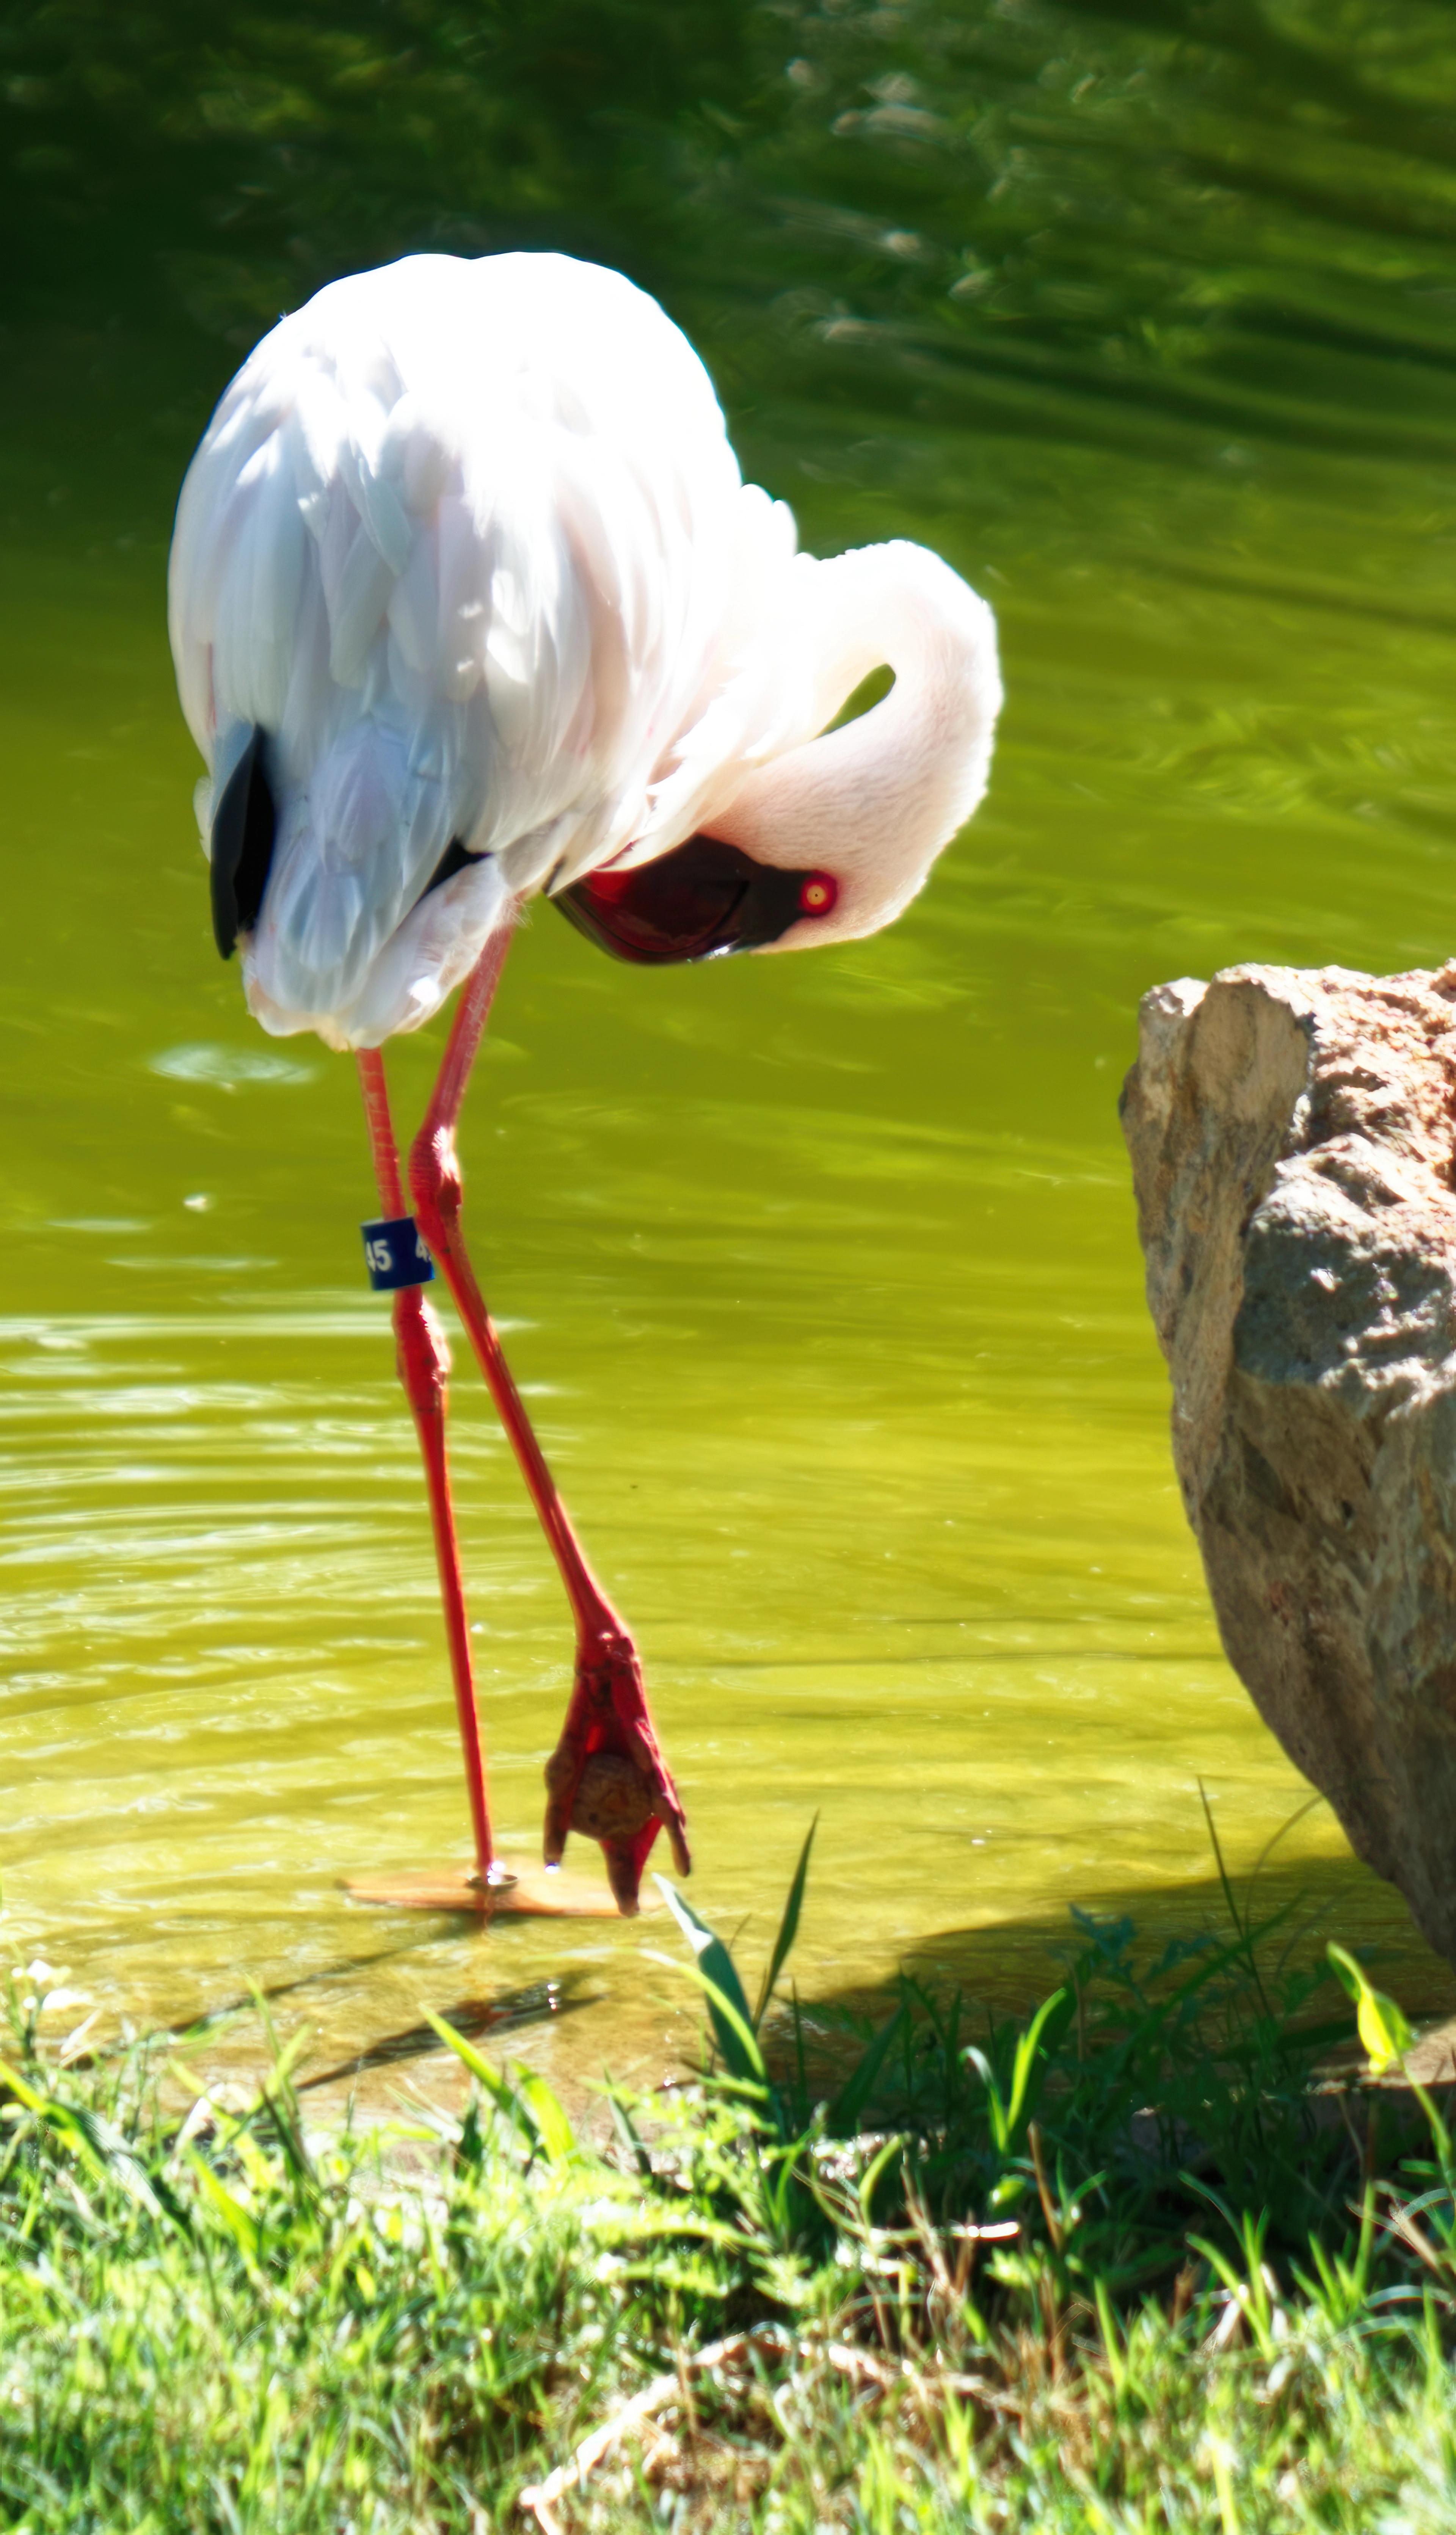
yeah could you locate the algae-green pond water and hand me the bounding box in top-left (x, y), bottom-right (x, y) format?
top-left (2, 0), bottom-right (1455, 2098)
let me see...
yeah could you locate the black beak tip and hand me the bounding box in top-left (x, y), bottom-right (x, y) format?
top-left (209, 726), bottom-right (276, 960)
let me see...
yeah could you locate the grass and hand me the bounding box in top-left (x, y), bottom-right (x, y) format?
top-left (4, 1819), bottom-right (1456, 2530)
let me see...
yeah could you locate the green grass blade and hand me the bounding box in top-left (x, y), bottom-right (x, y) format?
top-left (1005, 1989), bottom-right (1068, 2143)
top-left (186, 2152), bottom-right (264, 2274)
top-left (753, 1815), bottom-right (817, 2033)
top-left (791, 1981), bottom-right (808, 2124)
top-left (0, 2061), bottom-right (173, 2222)
top-left (858, 2133), bottom-right (903, 2221)
top-left (604, 2084), bottom-right (652, 2181)
top-left (423, 2009), bottom-right (548, 2155)
top-left (514, 2071), bottom-right (577, 2167)
top-left (828, 2005), bottom-right (908, 2136)
top-left (653, 1879), bottom-right (765, 2085)
top-left (962, 2046), bottom-right (1010, 2154)
top-left (643, 1947), bottom-right (767, 2089)
top-left (1198, 1779), bottom-right (1244, 1942)
top-left (1199, 1779), bottom-right (1271, 2015)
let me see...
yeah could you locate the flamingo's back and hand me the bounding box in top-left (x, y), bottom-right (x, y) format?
top-left (169, 253), bottom-right (799, 1048)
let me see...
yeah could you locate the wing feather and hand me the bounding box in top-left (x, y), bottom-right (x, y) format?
top-left (327, 519), bottom-right (395, 688)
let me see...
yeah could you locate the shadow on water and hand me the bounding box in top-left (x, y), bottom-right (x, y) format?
top-left (169, 1853), bottom-right (1456, 2127)
top-left (814, 1854), bottom-right (1456, 2033)
top-left (293, 1976), bottom-right (598, 2097)
top-left (151, 1940), bottom-right (601, 2081)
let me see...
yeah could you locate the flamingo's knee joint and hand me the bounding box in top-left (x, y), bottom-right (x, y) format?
top-left (409, 1125), bottom-right (462, 1246)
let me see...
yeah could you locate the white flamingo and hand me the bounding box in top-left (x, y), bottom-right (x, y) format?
top-left (168, 251), bottom-right (1002, 1915)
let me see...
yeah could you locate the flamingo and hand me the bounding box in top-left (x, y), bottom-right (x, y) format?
top-left (168, 251), bottom-right (1002, 1917)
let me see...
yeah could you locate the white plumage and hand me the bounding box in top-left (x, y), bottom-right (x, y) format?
top-left (169, 250), bottom-right (1001, 1049)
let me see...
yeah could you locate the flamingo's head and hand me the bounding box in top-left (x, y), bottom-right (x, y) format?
top-left (553, 833), bottom-right (839, 966)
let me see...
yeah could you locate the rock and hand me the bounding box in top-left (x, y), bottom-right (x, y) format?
top-left (1121, 961), bottom-right (1456, 1970)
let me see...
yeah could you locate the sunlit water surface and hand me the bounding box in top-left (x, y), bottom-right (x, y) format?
top-left (3, 0), bottom-right (1456, 2106)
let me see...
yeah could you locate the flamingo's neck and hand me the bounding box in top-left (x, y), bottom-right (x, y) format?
top-left (709, 541), bottom-right (1002, 944)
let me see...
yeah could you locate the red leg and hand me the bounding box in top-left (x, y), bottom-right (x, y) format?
top-left (357, 1046), bottom-right (500, 1890)
top-left (408, 922), bottom-right (690, 1915)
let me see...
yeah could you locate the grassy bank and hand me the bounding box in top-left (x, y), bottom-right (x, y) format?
top-left (5, 1833), bottom-right (1456, 2532)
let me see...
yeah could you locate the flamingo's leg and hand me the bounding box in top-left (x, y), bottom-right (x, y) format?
top-left (408, 921), bottom-right (690, 1915)
top-left (357, 1046), bottom-right (498, 1888)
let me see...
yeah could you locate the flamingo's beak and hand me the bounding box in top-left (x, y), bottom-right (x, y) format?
top-left (556, 832), bottom-right (836, 965)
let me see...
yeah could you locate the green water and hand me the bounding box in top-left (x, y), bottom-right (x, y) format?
top-left (3, 0), bottom-right (1456, 2100)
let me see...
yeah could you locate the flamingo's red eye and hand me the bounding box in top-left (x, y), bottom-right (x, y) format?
top-left (799, 874), bottom-right (837, 917)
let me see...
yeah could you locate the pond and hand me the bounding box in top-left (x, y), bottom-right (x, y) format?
top-left (2, 0), bottom-right (1454, 2104)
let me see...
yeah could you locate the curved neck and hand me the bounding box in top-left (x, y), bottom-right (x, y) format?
top-left (709, 541), bottom-right (1001, 943)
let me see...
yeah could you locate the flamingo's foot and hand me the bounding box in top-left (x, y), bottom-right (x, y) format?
top-left (543, 1632), bottom-right (690, 1915)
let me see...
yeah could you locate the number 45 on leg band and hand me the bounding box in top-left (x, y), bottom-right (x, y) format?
top-left (361, 1216), bottom-right (435, 1291)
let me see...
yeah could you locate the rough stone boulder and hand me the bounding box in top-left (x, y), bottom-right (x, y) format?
top-left (1121, 961), bottom-right (1456, 1970)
